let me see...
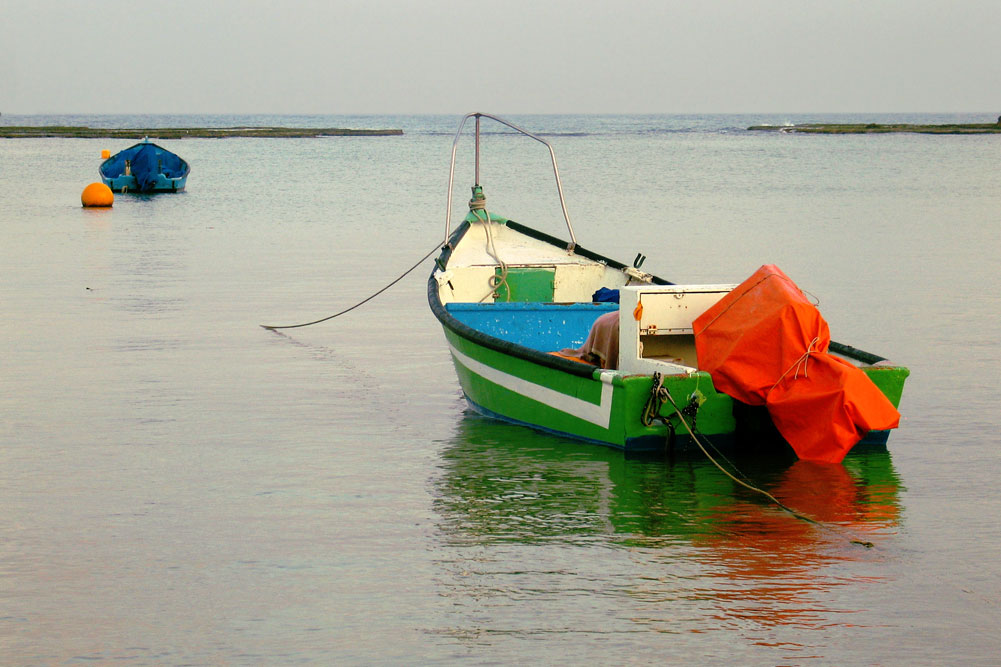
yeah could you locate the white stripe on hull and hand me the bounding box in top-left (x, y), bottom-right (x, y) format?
top-left (448, 343), bottom-right (613, 429)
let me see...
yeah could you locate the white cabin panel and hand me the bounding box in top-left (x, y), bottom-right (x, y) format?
top-left (618, 284), bottom-right (736, 375)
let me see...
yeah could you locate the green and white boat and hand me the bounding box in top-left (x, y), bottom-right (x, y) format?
top-left (428, 113), bottom-right (909, 461)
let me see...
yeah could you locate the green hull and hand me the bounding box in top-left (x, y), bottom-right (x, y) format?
top-left (442, 325), bottom-right (908, 454)
top-left (443, 327), bottom-right (738, 453)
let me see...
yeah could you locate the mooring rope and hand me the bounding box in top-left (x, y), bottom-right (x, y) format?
top-left (474, 207), bottom-right (510, 303)
top-left (645, 372), bottom-right (875, 547)
top-left (259, 242), bottom-right (442, 330)
top-left (643, 373), bottom-right (751, 485)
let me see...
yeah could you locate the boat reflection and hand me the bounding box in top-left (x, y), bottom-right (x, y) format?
top-left (434, 412), bottom-right (902, 548)
top-left (432, 412), bottom-right (904, 634)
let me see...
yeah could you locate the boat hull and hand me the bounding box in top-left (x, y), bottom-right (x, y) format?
top-left (444, 322), bottom-right (907, 454)
top-left (430, 216), bottom-right (909, 457)
top-left (100, 173), bottom-right (187, 193)
top-left (98, 139), bottom-right (189, 193)
top-left (442, 325), bottom-right (739, 454)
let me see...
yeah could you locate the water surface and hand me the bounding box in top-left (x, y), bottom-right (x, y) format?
top-left (2, 113), bottom-right (999, 663)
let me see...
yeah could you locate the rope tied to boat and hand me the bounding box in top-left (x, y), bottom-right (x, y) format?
top-left (465, 184), bottom-right (510, 302)
top-left (469, 195), bottom-right (510, 303)
top-left (642, 372), bottom-right (875, 548)
top-left (770, 336), bottom-right (822, 391)
top-left (259, 241), bottom-right (442, 330)
top-left (642, 372), bottom-right (698, 430)
top-left (642, 372), bottom-right (676, 438)
top-left (642, 372), bottom-right (707, 453)
top-left (469, 183), bottom-right (487, 211)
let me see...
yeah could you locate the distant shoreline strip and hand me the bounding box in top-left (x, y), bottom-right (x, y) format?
top-left (748, 122), bottom-right (1001, 134)
top-left (0, 126), bottom-right (403, 139)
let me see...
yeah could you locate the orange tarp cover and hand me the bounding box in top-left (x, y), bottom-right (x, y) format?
top-left (693, 265), bottom-right (900, 463)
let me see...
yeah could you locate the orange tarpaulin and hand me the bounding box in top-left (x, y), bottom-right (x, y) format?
top-left (693, 265), bottom-right (900, 463)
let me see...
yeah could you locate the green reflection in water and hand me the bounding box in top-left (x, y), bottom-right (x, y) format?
top-left (433, 412), bottom-right (903, 549)
top-left (429, 413), bottom-right (906, 646)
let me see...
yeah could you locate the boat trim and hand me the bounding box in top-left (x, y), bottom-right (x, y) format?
top-left (447, 342), bottom-right (614, 428)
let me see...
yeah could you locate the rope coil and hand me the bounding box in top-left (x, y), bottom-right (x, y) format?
top-left (473, 207), bottom-right (510, 303)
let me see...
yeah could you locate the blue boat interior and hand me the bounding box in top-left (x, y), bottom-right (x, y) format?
top-left (101, 143), bottom-right (188, 191)
top-left (446, 302), bottom-right (619, 352)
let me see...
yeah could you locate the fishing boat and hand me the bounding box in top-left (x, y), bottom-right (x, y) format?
top-left (428, 113), bottom-right (909, 464)
top-left (99, 138), bottom-right (189, 193)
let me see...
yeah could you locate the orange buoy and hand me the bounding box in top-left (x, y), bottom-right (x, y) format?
top-left (81, 182), bottom-right (114, 208)
top-left (101, 149), bottom-right (111, 159)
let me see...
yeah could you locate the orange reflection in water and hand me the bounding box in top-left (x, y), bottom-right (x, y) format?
top-left (688, 456), bottom-right (901, 631)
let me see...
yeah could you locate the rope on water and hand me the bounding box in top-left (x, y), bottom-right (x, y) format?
top-left (259, 242), bottom-right (442, 330)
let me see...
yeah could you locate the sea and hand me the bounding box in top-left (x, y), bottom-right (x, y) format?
top-left (2, 113), bottom-right (999, 664)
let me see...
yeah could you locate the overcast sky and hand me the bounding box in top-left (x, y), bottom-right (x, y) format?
top-left (2, 0), bottom-right (998, 114)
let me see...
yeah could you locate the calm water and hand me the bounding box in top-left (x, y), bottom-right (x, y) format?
top-left (2, 113), bottom-right (999, 664)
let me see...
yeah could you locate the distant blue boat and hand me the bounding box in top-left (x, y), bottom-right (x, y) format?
top-left (99, 138), bottom-right (189, 193)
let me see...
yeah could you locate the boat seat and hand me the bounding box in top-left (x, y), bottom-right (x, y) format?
top-left (445, 301), bottom-right (618, 352)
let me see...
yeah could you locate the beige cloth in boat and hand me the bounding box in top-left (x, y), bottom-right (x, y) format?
top-left (557, 311), bottom-right (619, 370)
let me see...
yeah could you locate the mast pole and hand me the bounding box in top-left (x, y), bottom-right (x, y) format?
top-left (474, 113), bottom-right (481, 186)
